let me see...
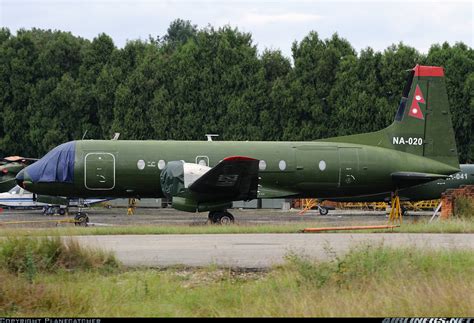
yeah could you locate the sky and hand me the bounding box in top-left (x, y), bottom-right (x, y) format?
top-left (0, 0), bottom-right (472, 58)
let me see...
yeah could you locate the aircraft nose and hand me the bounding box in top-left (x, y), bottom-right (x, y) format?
top-left (15, 169), bottom-right (25, 188)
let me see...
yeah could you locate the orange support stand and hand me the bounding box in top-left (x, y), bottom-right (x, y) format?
top-left (302, 224), bottom-right (399, 233)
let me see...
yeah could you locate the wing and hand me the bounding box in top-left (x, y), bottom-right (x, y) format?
top-left (257, 186), bottom-right (299, 198)
top-left (2, 156), bottom-right (39, 163)
top-left (189, 156), bottom-right (259, 202)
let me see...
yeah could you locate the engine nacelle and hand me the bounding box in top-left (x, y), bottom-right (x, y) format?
top-left (171, 197), bottom-right (232, 213)
top-left (160, 161), bottom-right (211, 198)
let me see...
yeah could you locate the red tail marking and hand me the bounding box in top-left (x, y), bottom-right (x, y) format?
top-left (408, 85), bottom-right (425, 120)
top-left (413, 65), bottom-right (444, 77)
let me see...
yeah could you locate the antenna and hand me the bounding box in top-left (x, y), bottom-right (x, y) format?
top-left (205, 134), bottom-right (219, 142)
top-left (112, 133), bottom-right (120, 140)
top-left (81, 130), bottom-right (88, 140)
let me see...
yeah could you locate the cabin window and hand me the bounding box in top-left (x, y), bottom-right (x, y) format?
top-left (259, 160), bottom-right (267, 171)
top-left (319, 160), bottom-right (327, 171)
top-left (158, 160), bottom-right (166, 170)
top-left (279, 160), bottom-right (286, 171)
top-left (137, 160), bottom-right (145, 170)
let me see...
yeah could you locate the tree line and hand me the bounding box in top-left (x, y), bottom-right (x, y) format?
top-left (0, 19), bottom-right (472, 162)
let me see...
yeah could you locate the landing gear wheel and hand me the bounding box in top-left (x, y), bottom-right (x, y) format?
top-left (218, 211), bottom-right (234, 225)
top-left (401, 206), bottom-right (408, 217)
top-left (318, 206), bottom-right (329, 215)
top-left (208, 211), bottom-right (235, 225)
top-left (58, 208), bottom-right (66, 216)
top-left (74, 212), bottom-right (89, 227)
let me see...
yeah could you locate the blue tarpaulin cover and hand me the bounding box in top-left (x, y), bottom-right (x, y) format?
top-left (28, 141), bottom-right (75, 183)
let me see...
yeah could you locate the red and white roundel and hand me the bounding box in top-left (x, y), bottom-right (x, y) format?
top-left (408, 85), bottom-right (425, 120)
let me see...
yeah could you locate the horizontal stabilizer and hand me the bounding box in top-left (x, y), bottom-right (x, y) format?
top-left (391, 172), bottom-right (448, 187)
top-left (258, 186), bottom-right (299, 198)
top-left (189, 156), bottom-right (259, 202)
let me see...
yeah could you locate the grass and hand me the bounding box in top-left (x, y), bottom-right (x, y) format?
top-left (0, 241), bottom-right (472, 317)
top-left (1, 198), bottom-right (473, 235)
top-left (1, 217), bottom-right (474, 236)
top-left (454, 196), bottom-right (474, 220)
top-left (0, 236), bottom-right (120, 276)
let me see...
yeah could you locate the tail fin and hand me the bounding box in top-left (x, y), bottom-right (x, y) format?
top-left (323, 65), bottom-right (459, 168)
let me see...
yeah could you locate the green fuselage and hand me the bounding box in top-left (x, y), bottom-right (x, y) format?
top-left (331, 164), bottom-right (474, 202)
top-left (21, 139), bottom-right (459, 200)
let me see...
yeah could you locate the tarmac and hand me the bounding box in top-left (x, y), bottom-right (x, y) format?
top-left (2, 207), bottom-right (465, 269)
top-left (71, 233), bottom-right (474, 269)
top-left (0, 206), bottom-right (432, 227)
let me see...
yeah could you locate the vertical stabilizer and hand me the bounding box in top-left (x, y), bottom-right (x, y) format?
top-left (322, 65), bottom-right (459, 169)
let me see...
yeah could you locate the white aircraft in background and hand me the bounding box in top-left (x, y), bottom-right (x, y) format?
top-left (0, 185), bottom-right (110, 215)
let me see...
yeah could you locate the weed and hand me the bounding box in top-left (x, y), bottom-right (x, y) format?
top-left (0, 246), bottom-right (473, 317)
top-left (0, 236), bottom-right (120, 274)
top-left (454, 196), bottom-right (474, 220)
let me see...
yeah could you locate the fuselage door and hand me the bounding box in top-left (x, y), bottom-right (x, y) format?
top-left (84, 152), bottom-right (115, 190)
top-left (294, 146), bottom-right (339, 191)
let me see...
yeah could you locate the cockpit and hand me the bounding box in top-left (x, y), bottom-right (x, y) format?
top-left (22, 141), bottom-right (76, 183)
top-left (8, 185), bottom-right (22, 194)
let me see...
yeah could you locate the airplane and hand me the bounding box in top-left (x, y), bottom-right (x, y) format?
top-left (0, 156), bottom-right (37, 192)
top-left (0, 185), bottom-right (110, 216)
top-left (16, 65), bottom-right (461, 224)
top-left (329, 164), bottom-right (474, 203)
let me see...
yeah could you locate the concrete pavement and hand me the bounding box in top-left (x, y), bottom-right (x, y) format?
top-left (72, 233), bottom-right (474, 268)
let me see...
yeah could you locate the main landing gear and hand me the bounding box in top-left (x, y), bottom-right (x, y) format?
top-left (42, 205), bottom-right (67, 216)
top-left (208, 210), bottom-right (235, 225)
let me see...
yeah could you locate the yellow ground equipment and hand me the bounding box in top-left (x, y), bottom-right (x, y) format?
top-left (388, 193), bottom-right (402, 224)
top-left (0, 218), bottom-right (85, 226)
top-left (302, 224), bottom-right (399, 233)
top-left (298, 198), bottom-right (318, 215)
top-left (127, 198), bottom-right (137, 215)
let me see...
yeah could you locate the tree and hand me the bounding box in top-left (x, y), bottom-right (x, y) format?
top-left (162, 19), bottom-right (197, 52)
top-left (0, 25), bottom-right (471, 162)
top-left (280, 32), bottom-right (356, 140)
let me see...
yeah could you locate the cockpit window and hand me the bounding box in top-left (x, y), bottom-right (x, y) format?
top-left (9, 185), bottom-right (21, 194)
top-left (28, 141), bottom-right (75, 183)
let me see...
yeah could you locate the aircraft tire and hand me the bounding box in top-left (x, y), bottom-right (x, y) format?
top-left (401, 206), bottom-right (408, 216)
top-left (218, 211), bottom-right (234, 225)
top-left (208, 211), bottom-right (234, 225)
top-left (74, 212), bottom-right (89, 227)
top-left (319, 207), bottom-right (329, 215)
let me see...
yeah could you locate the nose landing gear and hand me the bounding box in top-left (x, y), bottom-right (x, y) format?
top-left (74, 198), bottom-right (89, 226)
top-left (74, 212), bottom-right (89, 226)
